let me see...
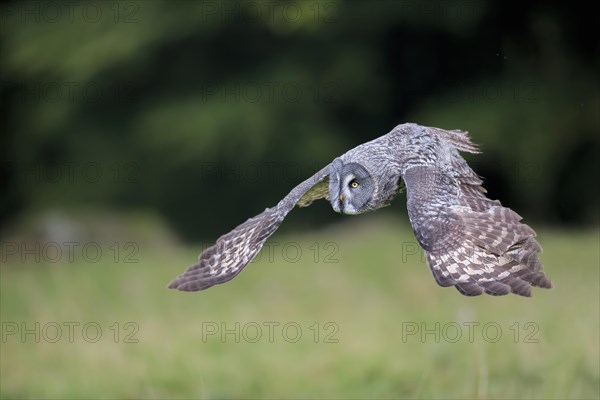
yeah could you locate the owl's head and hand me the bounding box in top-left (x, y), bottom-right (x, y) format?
top-left (329, 159), bottom-right (375, 215)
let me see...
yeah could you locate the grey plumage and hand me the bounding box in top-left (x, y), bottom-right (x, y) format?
top-left (168, 123), bottom-right (553, 296)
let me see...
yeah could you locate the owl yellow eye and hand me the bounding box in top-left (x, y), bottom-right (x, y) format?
top-left (350, 180), bottom-right (359, 188)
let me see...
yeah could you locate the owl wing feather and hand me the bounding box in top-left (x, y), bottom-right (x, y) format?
top-left (404, 163), bottom-right (552, 297)
top-left (167, 165), bottom-right (331, 291)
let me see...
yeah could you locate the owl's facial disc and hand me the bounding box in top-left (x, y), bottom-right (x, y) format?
top-left (329, 161), bottom-right (374, 215)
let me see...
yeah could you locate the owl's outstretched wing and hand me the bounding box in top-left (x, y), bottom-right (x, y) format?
top-left (168, 165), bottom-right (331, 291)
top-left (404, 163), bottom-right (553, 297)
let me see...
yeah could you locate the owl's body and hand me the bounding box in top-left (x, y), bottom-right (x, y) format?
top-left (169, 123), bottom-right (553, 297)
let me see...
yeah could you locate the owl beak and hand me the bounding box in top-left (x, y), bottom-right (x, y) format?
top-left (337, 193), bottom-right (345, 213)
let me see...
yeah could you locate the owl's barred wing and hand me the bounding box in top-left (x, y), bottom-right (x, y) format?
top-left (167, 207), bottom-right (283, 291)
top-left (168, 165), bottom-right (331, 291)
top-left (404, 166), bottom-right (552, 297)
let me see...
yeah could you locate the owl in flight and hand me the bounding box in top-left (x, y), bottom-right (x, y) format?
top-left (169, 123), bottom-right (553, 297)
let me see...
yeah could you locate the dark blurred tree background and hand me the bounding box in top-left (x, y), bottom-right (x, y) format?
top-left (1, 0), bottom-right (598, 241)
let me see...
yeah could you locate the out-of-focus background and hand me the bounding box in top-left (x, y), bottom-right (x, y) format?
top-left (1, 1), bottom-right (598, 398)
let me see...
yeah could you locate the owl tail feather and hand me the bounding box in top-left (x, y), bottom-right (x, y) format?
top-left (427, 206), bottom-right (553, 297)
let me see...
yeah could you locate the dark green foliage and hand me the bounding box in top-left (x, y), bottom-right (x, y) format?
top-left (1, 1), bottom-right (597, 239)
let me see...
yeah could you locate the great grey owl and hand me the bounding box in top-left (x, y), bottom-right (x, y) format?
top-left (168, 123), bottom-right (553, 297)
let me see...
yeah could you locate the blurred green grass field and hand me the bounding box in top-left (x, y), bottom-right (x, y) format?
top-left (1, 215), bottom-right (598, 399)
